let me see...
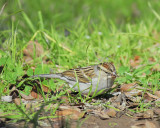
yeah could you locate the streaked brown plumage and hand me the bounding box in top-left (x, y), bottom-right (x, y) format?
top-left (32, 62), bottom-right (117, 95)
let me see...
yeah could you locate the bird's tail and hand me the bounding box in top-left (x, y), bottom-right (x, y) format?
top-left (31, 73), bottom-right (62, 79)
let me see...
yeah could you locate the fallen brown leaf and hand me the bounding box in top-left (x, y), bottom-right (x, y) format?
top-left (19, 92), bottom-right (34, 100)
top-left (55, 108), bottom-right (85, 120)
top-left (146, 92), bottom-right (159, 99)
top-left (153, 108), bottom-right (160, 116)
top-left (155, 91), bottom-right (160, 98)
top-left (59, 96), bottom-right (69, 104)
top-left (135, 110), bottom-right (154, 120)
top-left (130, 56), bottom-right (141, 68)
top-left (42, 85), bottom-right (51, 93)
top-left (58, 105), bottom-right (80, 111)
top-left (23, 56), bottom-right (33, 64)
top-left (109, 93), bottom-right (127, 111)
top-left (95, 110), bottom-right (110, 120)
top-left (23, 41), bottom-right (44, 58)
top-left (105, 108), bottom-right (117, 117)
top-left (134, 56), bottom-right (140, 61)
top-left (120, 83), bottom-right (136, 92)
top-left (144, 110), bottom-right (154, 118)
top-left (124, 85), bottom-right (145, 97)
top-left (148, 57), bottom-right (156, 62)
top-left (13, 98), bottom-right (21, 106)
top-left (128, 102), bottom-right (139, 109)
top-left (31, 91), bottom-right (42, 99)
top-left (144, 92), bottom-right (159, 102)
top-left (23, 41), bottom-right (47, 63)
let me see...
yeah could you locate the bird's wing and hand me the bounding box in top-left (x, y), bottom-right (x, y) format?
top-left (61, 66), bottom-right (96, 83)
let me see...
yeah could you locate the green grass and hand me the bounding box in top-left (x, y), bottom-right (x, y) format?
top-left (0, 0), bottom-right (160, 126)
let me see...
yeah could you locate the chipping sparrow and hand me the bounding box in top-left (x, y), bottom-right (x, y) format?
top-left (32, 62), bottom-right (117, 95)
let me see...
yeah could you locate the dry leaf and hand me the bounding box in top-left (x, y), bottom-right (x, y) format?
top-left (23, 41), bottom-right (47, 63)
top-left (13, 98), bottom-right (21, 106)
top-left (97, 111), bottom-right (110, 120)
top-left (130, 56), bottom-right (141, 68)
top-left (120, 83), bottom-right (136, 92)
top-left (144, 92), bottom-right (159, 102)
top-left (146, 92), bottom-right (159, 99)
top-left (23, 41), bottom-right (44, 57)
top-left (23, 56), bottom-right (33, 63)
top-left (128, 102), bottom-right (139, 109)
top-left (51, 117), bottom-right (63, 122)
top-left (105, 108), bottom-right (117, 117)
top-left (134, 56), bottom-right (140, 61)
top-left (129, 96), bottom-right (141, 103)
top-left (58, 105), bottom-right (80, 111)
top-left (31, 91), bottom-right (42, 99)
top-left (42, 85), bottom-right (51, 93)
top-left (116, 93), bottom-right (127, 110)
top-left (155, 91), bottom-right (160, 98)
top-left (109, 93), bottom-right (127, 111)
top-left (144, 110), bottom-right (154, 118)
top-left (135, 110), bottom-right (154, 119)
top-left (55, 108), bottom-right (85, 120)
top-left (19, 92), bottom-right (34, 100)
top-left (153, 108), bottom-right (160, 116)
top-left (124, 86), bottom-right (144, 97)
top-left (89, 110), bottom-right (110, 120)
top-left (59, 96), bottom-right (69, 104)
top-left (148, 57), bottom-right (155, 62)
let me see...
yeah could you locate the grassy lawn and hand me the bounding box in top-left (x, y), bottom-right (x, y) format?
top-left (0, 0), bottom-right (160, 127)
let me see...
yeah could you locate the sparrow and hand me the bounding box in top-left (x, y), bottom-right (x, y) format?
top-left (32, 62), bottom-right (117, 95)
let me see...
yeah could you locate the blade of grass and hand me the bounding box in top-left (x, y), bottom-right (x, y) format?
top-left (22, 12), bottom-right (36, 33)
top-left (38, 11), bottom-right (44, 30)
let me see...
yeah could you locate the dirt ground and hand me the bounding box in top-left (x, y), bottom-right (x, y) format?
top-left (1, 115), bottom-right (159, 128)
top-left (81, 115), bottom-right (160, 128)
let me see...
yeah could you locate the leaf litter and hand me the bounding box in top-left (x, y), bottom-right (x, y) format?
top-left (3, 79), bottom-right (159, 127)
